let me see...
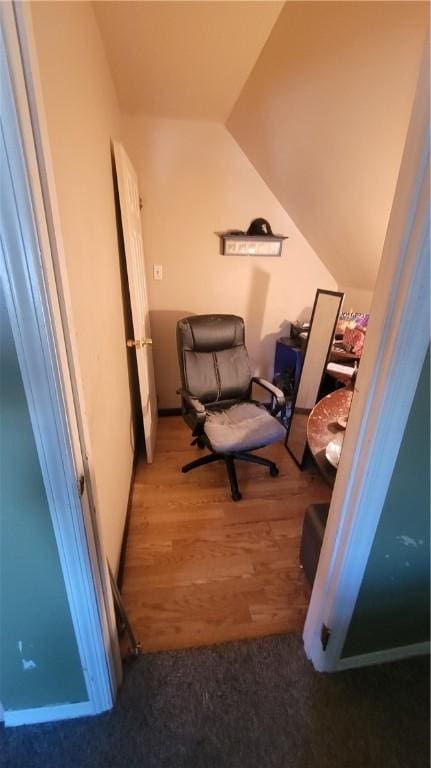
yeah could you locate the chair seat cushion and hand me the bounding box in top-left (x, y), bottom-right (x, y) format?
top-left (205, 402), bottom-right (286, 454)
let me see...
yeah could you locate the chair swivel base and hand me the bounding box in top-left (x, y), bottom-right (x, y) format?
top-left (181, 450), bottom-right (279, 502)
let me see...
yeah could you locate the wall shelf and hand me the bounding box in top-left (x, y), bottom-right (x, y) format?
top-left (219, 233), bottom-right (287, 257)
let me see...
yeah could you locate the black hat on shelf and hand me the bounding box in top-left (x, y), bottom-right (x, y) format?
top-left (246, 218), bottom-right (273, 236)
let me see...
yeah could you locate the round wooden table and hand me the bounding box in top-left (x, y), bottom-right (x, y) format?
top-left (307, 387), bottom-right (353, 486)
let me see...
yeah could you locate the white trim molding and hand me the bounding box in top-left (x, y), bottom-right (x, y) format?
top-left (4, 702), bottom-right (93, 729)
top-left (0, 2), bottom-right (118, 721)
top-left (12, 0), bottom-right (122, 692)
top-left (338, 642), bottom-right (430, 672)
top-left (304, 40), bottom-right (430, 672)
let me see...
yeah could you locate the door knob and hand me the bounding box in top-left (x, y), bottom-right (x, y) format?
top-left (126, 338), bottom-right (153, 348)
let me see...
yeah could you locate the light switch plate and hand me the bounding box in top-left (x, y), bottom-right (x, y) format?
top-left (153, 264), bottom-right (163, 281)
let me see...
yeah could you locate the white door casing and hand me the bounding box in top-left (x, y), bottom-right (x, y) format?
top-left (114, 142), bottom-right (158, 463)
top-left (303, 40), bottom-right (430, 671)
top-left (1, 2), bottom-right (117, 723)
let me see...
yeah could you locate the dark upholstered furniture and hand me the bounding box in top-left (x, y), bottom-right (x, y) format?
top-left (176, 314), bottom-right (286, 501)
top-left (300, 503), bottom-right (330, 585)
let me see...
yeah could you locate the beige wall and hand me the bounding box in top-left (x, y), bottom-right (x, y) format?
top-left (30, 1), bottom-right (134, 573)
top-left (339, 286), bottom-right (373, 314)
top-left (122, 116), bottom-right (337, 409)
top-left (227, 1), bottom-right (428, 294)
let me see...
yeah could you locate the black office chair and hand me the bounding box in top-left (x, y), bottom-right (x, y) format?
top-left (176, 314), bottom-right (286, 501)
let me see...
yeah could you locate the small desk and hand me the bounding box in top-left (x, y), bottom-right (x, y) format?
top-left (274, 339), bottom-right (303, 391)
top-left (306, 388), bottom-right (353, 486)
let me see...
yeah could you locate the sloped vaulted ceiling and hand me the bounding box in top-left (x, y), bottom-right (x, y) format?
top-left (93, 1), bottom-right (283, 121)
top-left (95, 1), bottom-right (428, 293)
top-left (227, 1), bottom-right (428, 292)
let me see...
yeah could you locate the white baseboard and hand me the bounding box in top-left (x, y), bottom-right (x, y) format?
top-left (337, 641), bottom-right (430, 671)
top-left (4, 700), bottom-right (93, 727)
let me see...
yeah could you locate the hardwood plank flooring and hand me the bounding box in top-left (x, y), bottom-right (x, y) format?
top-left (121, 416), bottom-right (331, 652)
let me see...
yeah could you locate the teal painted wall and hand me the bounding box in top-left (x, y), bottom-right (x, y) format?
top-left (343, 348), bottom-right (430, 657)
top-left (0, 283), bottom-right (87, 711)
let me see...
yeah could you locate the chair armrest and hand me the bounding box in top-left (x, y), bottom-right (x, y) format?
top-left (251, 377), bottom-right (285, 416)
top-left (176, 389), bottom-right (207, 424)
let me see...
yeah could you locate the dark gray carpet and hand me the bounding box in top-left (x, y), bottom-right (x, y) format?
top-left (1, 634), bottom-right (429, 768)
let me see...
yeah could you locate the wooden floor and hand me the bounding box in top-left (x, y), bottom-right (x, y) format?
top-left (121, 416), bottom-right (331, 652)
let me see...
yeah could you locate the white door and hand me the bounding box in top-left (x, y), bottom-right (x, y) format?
top-left (114, 142), bottom-right (158, 463)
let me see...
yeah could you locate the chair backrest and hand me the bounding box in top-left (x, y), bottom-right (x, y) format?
top-left (177, 315), bottom-right (252, 407)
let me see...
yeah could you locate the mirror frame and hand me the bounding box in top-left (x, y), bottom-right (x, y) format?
top-left (285, 288), bottom-right (345, 468)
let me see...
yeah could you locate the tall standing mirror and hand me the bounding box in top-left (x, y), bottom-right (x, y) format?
top-left (286, 289), bottom-right (344, 467)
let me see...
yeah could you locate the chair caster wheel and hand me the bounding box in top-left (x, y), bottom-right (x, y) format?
top-left (191, 437), bottom-right (205, 449)
top-left (232, 491), bottom-right (242, 502)
top-left (269, 465), bottom-right (279, 477)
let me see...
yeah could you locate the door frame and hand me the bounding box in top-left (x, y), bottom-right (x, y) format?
top-left (1, 2), bottom-right (121, 725)
top-left (4, 0), bottom-right (428, 727)
top-left (304, 42), bottom-right (430, 671)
